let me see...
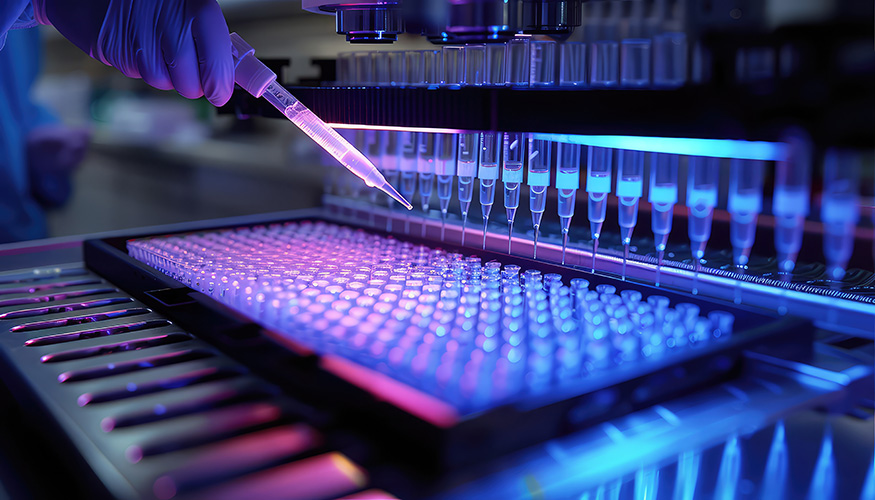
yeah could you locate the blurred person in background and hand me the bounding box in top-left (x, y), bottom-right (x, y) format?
top-left (0, 0), bottom-right (233, 243)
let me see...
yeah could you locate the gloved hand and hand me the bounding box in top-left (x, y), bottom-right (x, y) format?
top-left (27, 125), bottom-right (90, 208)
top-left (32, 0), bottom-right (233, 106)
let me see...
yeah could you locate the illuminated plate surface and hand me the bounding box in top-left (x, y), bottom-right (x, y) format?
top-left (128, 221), bottom-right (741, 414)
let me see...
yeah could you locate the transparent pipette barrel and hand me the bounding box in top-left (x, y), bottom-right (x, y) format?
top-left (821, 149), bottom-right (861, 280)
top-left (417, 50), bottom-right (441, 212)
top-left (435, 133), bottom-right (458, 215)
top-left (440, 46), bottom-right (464, 220)
top-left (728, 158), bottom-right (765, 267)
top-left (419, 132), bottom-right (437, 211)
top-left (259, 81), bottom-right (409, 209)
top-left (528, 138), bottom-right (552, 229)
top-left (616, 149), bottom-right (645, 244)
top-left (586, 146), bottom-right (613, 239)
top-left (503, 132), bottom-right (525, 222)
top-left (649, 153), bottom-right (679, 252)
top-left (557, 143), bottom-right (582, 235)
top-left (458, 132), bottom-right (480, 216)
top-left (773, 132), bottom-right (812, 273)
top-left (229, 32), bottom-right (409, 209)
top-left (620, 38), bottom-right (651, 88)
top-left (687, 156), bottom-right (719, 260)
top-left (480, 132), bottom-right (501, 222)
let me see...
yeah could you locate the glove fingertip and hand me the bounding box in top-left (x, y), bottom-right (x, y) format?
top-left (205, 68), bottom-right (234, 107)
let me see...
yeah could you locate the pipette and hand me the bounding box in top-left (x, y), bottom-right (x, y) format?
top-left (728, 158), bottom-right (765, 271)
top-left (478, 45), bottom-right (506, 249)
top-left (556, 143), bottom-right (581, 264)
top-left (458, 44), bottom-right (487, 246)
top-left (436, 134), bottom-right (458, 240)
top-left (528, 137), bottom-right (552, 259)
top-left (686, 156), bottom-right (719, 293)
top-left (399, 130), bottom-right (420, 230)
top-left (503, 39), bottom-right (530, 254)
top-left (458, 133), bottom-right (479, 245)
top-left (418, 50), bottom-right (441, 226)
top-left (586, 146), bottom-right (613, 271)
top-left (229, 33), bottom-right (410, 210)
top-left (480, 132), bottom-right (501, 249)
top-left (502, 132), bottom-right (525, 254)
top-left (821, 149), bottom-right (860, 281)
top-left (649, 153), bottom-right (679, 286)
top-left (438, 46), bottom-right (464, 240)
top-left (773, 134), bottom-right (811, 276)
top-left (617, 149), bottom-right (645, 280)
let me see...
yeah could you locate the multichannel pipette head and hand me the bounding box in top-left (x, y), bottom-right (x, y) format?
top-left (229, 32), bottom-right (411, 211)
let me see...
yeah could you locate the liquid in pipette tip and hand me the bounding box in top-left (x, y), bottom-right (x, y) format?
top-left (507, 221), bottom-right (513, 254)
top-left (622, 244), bottom-right (629, 281)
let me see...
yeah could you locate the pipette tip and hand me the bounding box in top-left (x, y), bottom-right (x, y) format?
top-left (507, 221), bottom-right (514, 254)
top-left (622, 244), bottom-right (629, 281)
top-left (592, 238), bottom-right (599, 273)
top-left (482, 219), bottom-right (489, 250)
top-left (440, 211), bottom-right (446, 241)
top-left (460, 215), bottom-right (468, 246)
top-left (561, 232), bottom-right (569, 265)
top-left (656, 250), bottom-right (664, 287)
top-left (379, 182), bottom-right (413, 210)
top-left (533, 226), bottom-right (540, 260)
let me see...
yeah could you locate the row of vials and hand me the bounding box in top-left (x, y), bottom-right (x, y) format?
top-left (329, 40), bottom-right (871, 284)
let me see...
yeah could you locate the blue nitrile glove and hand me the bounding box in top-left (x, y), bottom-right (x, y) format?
top-left (32, 0), bottom-right (233, 106)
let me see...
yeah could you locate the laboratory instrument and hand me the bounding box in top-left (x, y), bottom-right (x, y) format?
top-left (616, 149), bottom-right (645, 279)
top-left (649, 153), bottom-right (679, 285)
top-left (556, 142), bottom-right (581, 264)
top-left (687, 155), bottom-right (719, 291)
top-left (2, 3), bottom-right (873, 500)
top-left (728, 158), bottom-right (765, 270)
top-left (527, 137), bottom-right (552, 259)
top-left (229, 33), bottom-right (411, 211)
top-left (502, 38), bottom-right (530, 253)
top-left (586, 146), bottom-right (613, 271)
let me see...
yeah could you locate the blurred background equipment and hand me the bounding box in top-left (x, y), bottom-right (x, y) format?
top-left (0, 0), bottom-right (872, 499)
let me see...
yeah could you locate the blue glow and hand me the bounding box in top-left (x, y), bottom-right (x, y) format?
top-left (531, 134), bottom-right (787, 161)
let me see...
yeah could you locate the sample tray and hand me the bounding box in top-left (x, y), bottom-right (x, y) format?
top-left (84, 217), bottom-right (813, 470)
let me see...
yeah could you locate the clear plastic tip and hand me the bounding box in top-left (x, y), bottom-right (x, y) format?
top-left (378, 180), bottom-right (413, 210)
